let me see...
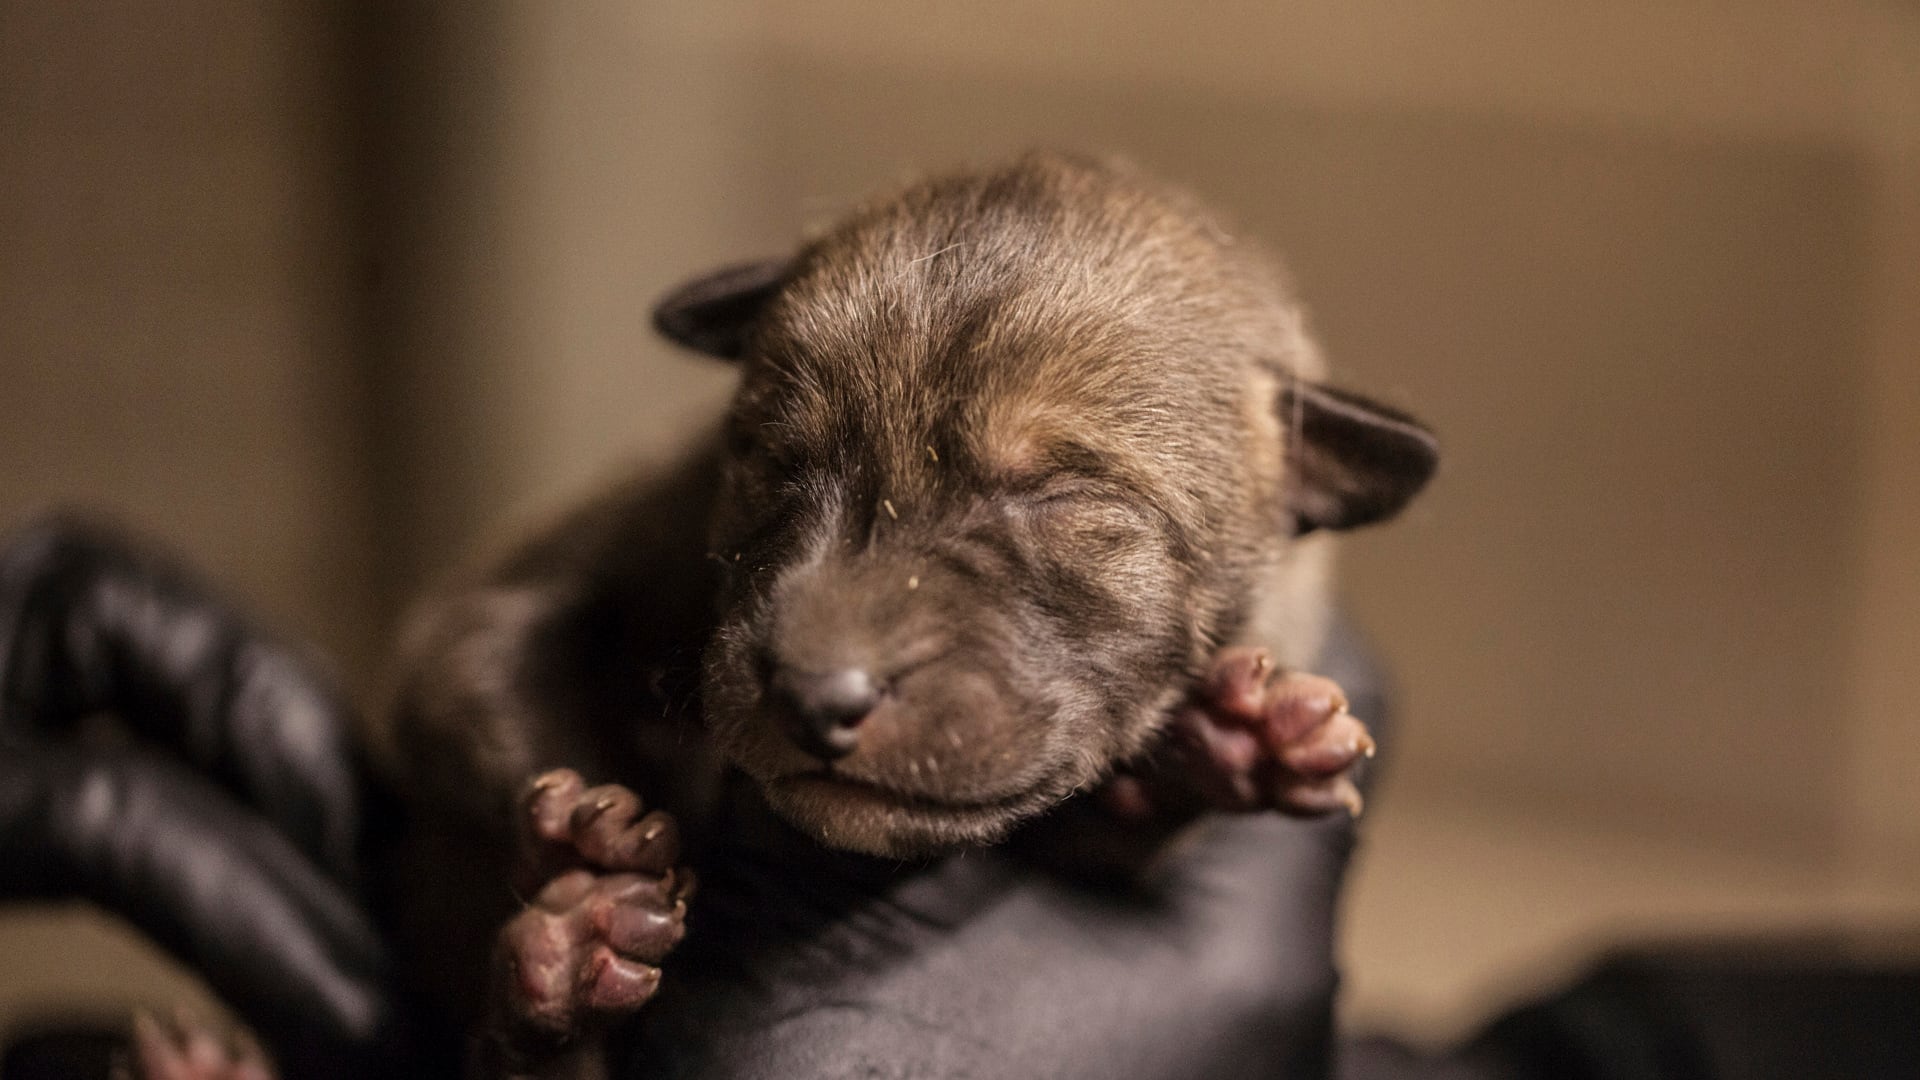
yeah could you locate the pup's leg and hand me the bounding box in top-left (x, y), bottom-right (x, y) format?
top-left (480, 769), bottom-right (693, 1079)
top-left (1104, 647), bottom-right (1374, 822)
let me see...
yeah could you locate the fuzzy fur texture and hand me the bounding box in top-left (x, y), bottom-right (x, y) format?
top-left (696, 153), bottom-right (1341, 855)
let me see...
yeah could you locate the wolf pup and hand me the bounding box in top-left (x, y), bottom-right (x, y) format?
top-left (313, 151), bottom-right (1436, 1080)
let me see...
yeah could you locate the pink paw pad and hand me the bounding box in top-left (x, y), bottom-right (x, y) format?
top-left (495, 771), bottom-right (693, 1042)
top-left (1105, 648), bottom-right (1375, 822)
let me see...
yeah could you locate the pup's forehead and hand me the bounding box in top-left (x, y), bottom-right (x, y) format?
top-left (743, 160), bottom-right (1243, 483)
top-left (746, 271), bottom-right (1184, 488)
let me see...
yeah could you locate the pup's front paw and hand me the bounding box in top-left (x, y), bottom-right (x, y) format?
top-left (492, 770), bottom-right (693, 1055)
top-left (1102, 647), bottom-right (1374, 822)
top-left (129, 1011), bottom-right (273, 1080)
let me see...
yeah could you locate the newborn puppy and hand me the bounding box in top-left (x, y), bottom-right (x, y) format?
top-left (687, 153), bottom-right (1432, 854)
top-left (368, 151), bottom-right (1436, 1079)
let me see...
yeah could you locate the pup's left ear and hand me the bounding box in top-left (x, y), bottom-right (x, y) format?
top-left (652, 257), bottom-right (792, 360)
top-left (1283, 380), bottom-right (1439, 533)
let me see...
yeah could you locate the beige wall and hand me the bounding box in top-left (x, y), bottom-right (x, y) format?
top-left (1847, 3), bottom-right (1920, 905)
top-left (3, 0), bottom-right (1915, 1047)
top-left (0, 0), bottom-right (373, 1031)
top-left (0, 2), bottom-right (378, 678)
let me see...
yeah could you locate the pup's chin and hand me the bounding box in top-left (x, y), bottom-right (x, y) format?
top-left (761, 771), bottom-right (1069, 858)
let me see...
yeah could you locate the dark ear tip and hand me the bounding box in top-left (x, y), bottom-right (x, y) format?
top-left (652, 257), bottom-right (792, 360)
top-left (1348, 442), bottom-right (1439, 527)
top-left (1287, 380), bottom-right (1440, 533)
top-left (650, 299), bottom-right (734, 358)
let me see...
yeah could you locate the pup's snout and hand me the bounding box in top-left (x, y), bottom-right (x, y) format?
top-left (770, 665), bottom-right (880, 760)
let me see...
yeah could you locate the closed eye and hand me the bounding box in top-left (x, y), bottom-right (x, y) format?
top-left (1016, 475), bottom-right (1145, 522)
top-left (1031, 479), bottom-right (1106, 506)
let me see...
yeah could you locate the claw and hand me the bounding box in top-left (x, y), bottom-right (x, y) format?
top-left (579, 948), bottom-right (661, 1011)
top-left (1336, 778), bottom-right (1365, 819)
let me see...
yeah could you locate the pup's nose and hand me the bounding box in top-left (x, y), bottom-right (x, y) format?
top-left (770, 665), bottom-right (881, 760)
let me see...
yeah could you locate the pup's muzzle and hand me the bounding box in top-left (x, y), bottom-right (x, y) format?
top-left (768, 665), bottom-right (880, 760)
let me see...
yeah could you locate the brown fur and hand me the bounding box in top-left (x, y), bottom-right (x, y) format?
top-left (366, 150), bottom-right (1433, 1017)
top-left (700, 153), bottom-right (1330, 854)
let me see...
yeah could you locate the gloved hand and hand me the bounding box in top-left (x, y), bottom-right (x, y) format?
top-left (0, 517), bottom-right (396, 1079)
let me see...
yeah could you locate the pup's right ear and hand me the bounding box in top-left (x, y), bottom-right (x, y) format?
top-left (652, 258), bottom-right (791, 359)
top-left (1283, 379), bottom-right (1439, 534)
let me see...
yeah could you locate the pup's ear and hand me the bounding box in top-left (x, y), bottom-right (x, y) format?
top-left (1283, 380), bottom-right (1439, 533)
top-left (652, 258), bottom-right (791, 359)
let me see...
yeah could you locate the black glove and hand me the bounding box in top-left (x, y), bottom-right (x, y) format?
top-left (0, 517), bottom-right (396, 1079)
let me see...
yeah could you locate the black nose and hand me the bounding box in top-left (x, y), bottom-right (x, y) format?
top-left (770, 665), bottom-right (881, 759)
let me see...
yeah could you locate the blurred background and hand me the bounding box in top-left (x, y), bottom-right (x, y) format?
top-left (3, 0), bottom-right (1917, 1056)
